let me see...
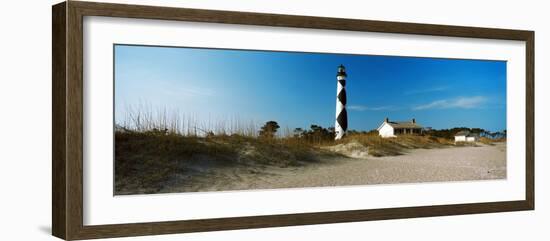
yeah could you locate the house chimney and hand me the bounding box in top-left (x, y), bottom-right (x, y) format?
top-left (385, 117), bottom-right (389, 123)
top-left (412, 118), bottom-right (416, 123)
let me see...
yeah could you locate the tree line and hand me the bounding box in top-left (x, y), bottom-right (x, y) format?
top-left (425, 127), bottom-right (506, 139)
top-left (259, 121), bottom-right (506, 141)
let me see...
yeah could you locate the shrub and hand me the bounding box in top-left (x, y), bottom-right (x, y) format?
top-left (259, 121), bottom-right (280, 139)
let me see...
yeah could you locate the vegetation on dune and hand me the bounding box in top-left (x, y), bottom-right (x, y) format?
top-left (259, 121), bottom-right (280, 139)
top-left (425, 127), bottom-right (506, 140)
top-left (115, 130), bottom-right (216, 193)
top-left (114, 105), bottom-right (506, 193)
top-left (340, 133), bottom-right (454, 157)
top-left (115, 126), bottom-right (338, 194)
top-left (478, 136), bottom-right (506, 145)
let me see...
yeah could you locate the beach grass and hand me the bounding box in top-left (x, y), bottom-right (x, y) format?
top-left (337, 132), bottom-right (453, 157)
top-left (114, 129), bottom-right (339, 193)
top-left (114, 105), bottom-right (505, 194)
top-left (479, 136), bottom-right (506, 145)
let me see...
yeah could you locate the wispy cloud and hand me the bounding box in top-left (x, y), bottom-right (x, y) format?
top-left (163, 86), bottom-right (216, 98)
top-left (413, 96), bottom-right (487, 110)
top-left (348, 105), bottom-right (398, 111)
top-left (405, 86), bottom-right (449, 95)
top-left (180, 87), bottom-right (216, 97)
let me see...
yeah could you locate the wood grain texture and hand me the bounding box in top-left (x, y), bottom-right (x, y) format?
top-left (51, 1), bottom-right (535, 240)
top-left (73, 201), bottom-right (530, 240)
top-left (525, 32), bottom-right (535, 209)
top-left (66, 2), bottom-right (85, 240)
top-left (71, 1), bottom-right (533, 40)
top-left (52, 2), bottom-right (67, 239)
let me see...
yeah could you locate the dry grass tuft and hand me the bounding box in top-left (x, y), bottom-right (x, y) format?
top-left (479, 137), bottom-right (506, 145)
top-left (337, 133), bottom-right (453, 157)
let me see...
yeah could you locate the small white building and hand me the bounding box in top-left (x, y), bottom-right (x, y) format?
top-left (454, 131), bottom-right (479, 142)
top-left (377, 118), bottom-right (422, 138)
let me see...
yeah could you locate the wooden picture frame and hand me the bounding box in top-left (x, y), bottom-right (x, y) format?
top-left (52, 1), bottom-right (534, 240)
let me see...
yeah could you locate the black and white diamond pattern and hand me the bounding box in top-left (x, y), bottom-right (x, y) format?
top-left (335, 65), bottom-right (348, 140)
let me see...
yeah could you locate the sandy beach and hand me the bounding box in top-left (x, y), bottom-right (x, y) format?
top-left (159, 143), bottom-right (506, 193)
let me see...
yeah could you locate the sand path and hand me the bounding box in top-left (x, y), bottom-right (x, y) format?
top-left (162, 143), bottom-right (506, 193)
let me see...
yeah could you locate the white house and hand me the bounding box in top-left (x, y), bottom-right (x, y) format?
top-left (377, 118), bottom-right (422, 138)
top-left (454, 131), bottom-right (479, 142)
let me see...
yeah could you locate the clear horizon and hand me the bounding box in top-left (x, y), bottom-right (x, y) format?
top-left (114, 44), bottom-right (507, 132)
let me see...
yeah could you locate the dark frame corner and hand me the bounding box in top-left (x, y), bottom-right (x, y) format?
top-left (52, 1), bottom-right (534, 240)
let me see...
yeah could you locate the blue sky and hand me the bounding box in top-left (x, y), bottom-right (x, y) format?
top-left (114, 44), bottom-right (507, 132)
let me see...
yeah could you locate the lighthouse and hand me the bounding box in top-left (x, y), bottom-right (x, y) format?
top-left (335, 64), bottom-right (348, 140)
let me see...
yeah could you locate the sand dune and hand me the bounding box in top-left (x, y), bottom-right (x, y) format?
top-left (160, 143), bottom-right (506, 193)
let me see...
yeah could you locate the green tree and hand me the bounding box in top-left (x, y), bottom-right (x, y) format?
top-left (259, 121), bottom-right (280, 138)
top-left (302, 124), bottom-right (333, 143)
top-left (293, 128), bottom-right (304, 138)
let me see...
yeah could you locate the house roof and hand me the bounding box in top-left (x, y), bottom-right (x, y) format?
top-left (455, 130), bottom-right (479, 137)
top-left (455, 131), bottom-right (470, 136)
top-left (385, 121), bottom-right (422, 129)
top-left (376, 118), bottom-right (423, 131)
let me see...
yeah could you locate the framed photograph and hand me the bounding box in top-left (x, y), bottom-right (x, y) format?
top-left (52, 1), bottom-right (534, 240)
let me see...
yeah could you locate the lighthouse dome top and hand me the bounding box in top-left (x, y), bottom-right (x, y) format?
top-left (337, 64), bottom-right (347, 77)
